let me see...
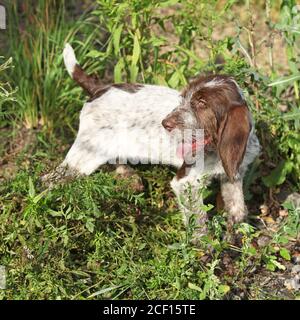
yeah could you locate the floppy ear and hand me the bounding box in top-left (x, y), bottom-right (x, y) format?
top-left (218, 104), bottom-right (251, 182)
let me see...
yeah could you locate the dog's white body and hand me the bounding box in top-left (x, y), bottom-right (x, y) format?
top-left (64, 85), bottom-right (184, 174)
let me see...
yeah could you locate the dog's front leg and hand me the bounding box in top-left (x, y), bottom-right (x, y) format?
top-left (220, 176), bottom-right (247, 227)
top-left (171, 167), bottom-right (208, 239)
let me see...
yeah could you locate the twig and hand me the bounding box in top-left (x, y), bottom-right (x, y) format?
top-left (265, 0), bottom-right (274, 72)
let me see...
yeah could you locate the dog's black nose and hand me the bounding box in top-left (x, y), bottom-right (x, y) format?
top-left (162, 118), bottom-right (176, 132)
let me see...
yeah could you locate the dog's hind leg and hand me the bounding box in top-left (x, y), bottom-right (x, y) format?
top-left (41, 139), bottom-right (109, 187)
top-left (63, 139), bottom-right (109, 175)
top-left (41, 163), bottom-right (79, 188)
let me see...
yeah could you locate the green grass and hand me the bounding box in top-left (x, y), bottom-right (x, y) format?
top-left (0, 142), bottom-right (298, 299)
top-left (4, 0), bottom-right (98, 132)
top-left (0, 0), bottom-right (300, 300)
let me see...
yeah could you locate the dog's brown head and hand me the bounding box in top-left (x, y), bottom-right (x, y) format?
top-left (162, 75), bottom-right (251, 181)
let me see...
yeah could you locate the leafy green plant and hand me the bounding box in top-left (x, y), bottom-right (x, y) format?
top-left (270, 0), bottom-right (300, 99)
top-left (0, 57), bottom-right (16, 123)
top-left (259, 1), bottom-right (300, 188)
top-left (90, 0), bottom-right (235, 87)
top-left (189, 260), bottom-right (230, 300)
top-left (260, 201), bottom-right (299, 272)
top-left (258, 100), bottom-right (300, 188)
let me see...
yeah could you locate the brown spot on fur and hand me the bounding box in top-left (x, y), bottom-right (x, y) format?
top-left (188, 76), bottom-right (245, 148)
top-left (73, 64), bottom-right (103, 96)
top-left (217, 104), bottom-right (251, 182)
top-left (182, 74), bottom-right (237, 98)
top-left (89, 83), bottom-right (143, 102)
top-left (113, 83), bottom-right (143, 93)
top-left (216, 191), bottom-right (225, 211)
top-left (176, 161), bottom-right (191, 180)
top-left (72, 65), bottom-right (143, 102)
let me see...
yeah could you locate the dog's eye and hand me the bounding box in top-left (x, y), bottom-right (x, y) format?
top-left (198, 100), bottom-right (207, 109)
top-left (191, 99), bottom-right (207, 110)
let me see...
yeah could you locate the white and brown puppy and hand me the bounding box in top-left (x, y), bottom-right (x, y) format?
top-left (43, 44), bottom-right (260, 237)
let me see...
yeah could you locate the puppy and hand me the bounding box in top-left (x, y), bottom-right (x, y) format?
top-left (43, 44), bottom-right (260, 238)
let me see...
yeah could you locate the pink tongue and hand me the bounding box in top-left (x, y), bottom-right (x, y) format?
top-left (176, 141), bottom-right (204, 158)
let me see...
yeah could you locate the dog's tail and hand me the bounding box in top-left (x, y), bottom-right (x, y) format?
top-left (63, 43), bottom-right (101, 96)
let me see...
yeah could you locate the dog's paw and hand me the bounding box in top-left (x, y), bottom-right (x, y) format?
top-left (41, 172), bottom-right (55, 189)
top-left (41, 165), bottom-right (79, 189)
top-left (190, 224), bottom-right (209, 245)
top-left (227, 208), bottom-right (247, 226)
top-left (115, 165), bottom-right (144, 192)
